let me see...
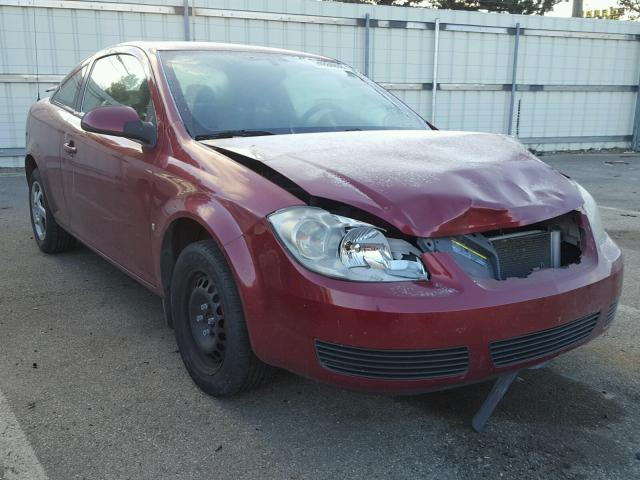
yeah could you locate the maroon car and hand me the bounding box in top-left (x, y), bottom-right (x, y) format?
top-left (26, 42), bottom-right (622, 409)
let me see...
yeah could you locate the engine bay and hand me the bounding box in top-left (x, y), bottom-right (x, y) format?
top-left (418, 211), bottom-right (583, 280)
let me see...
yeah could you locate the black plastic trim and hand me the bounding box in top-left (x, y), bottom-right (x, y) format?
top-left (490, 312), bottom-right (599, 367)
top-left (315, 340), bottom-right (469, 380)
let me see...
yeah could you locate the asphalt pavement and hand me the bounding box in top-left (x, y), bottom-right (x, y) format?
top-left (0, 152), bottom-right (639, 480)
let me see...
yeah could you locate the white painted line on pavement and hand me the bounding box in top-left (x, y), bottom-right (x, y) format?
top-left (600, 205), bottom-right (640, 216)
top-left (0, 389), bottom-right (48, 480)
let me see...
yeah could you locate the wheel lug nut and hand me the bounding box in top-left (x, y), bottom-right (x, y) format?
top-left (200, 303), bottom-right (208, 311)
top-left (195, 314), bottom-right (204, 322)
top-left (202, 329), bottom-right (209, 337)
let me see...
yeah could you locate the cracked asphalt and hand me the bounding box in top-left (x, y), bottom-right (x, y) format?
top-left (0, 152), bottom-right (639, 480)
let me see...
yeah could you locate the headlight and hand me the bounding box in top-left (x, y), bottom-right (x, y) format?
top-left (572, 180), bottom-right (606, 245)
top-left (268, 206), bottom-right (428, 282)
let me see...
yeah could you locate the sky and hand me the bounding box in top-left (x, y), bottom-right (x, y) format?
top-left (548, 0), bottom-right (623, 17)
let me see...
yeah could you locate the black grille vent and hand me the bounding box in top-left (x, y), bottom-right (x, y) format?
top-left (489, 230), bottom-right (553, 279)
top-left (605, 301), bottom-right (619, 326)
top-left (315, 341), bottom-right (469, 380)
top-left (490, 312), bottom-right (599, 367)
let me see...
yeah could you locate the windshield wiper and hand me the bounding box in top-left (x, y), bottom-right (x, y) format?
top-left (194, 130), bottom-right (277, 140)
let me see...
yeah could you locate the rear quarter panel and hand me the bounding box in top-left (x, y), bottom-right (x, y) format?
top-left (26, 99), bottom-right (70, 225)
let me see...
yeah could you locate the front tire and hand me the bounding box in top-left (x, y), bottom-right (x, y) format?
top-left (28, 168), bottom-right (76, 253)
top-left (171, 240), bottom-right (271, 396)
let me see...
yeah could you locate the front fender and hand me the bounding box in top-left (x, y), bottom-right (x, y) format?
top-left (150, 191), bottom-right (251, 291)
top-left (149, 148), bottom-right (304, 289)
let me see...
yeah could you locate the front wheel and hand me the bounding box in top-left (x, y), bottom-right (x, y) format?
top-left (28, 168), bottom-right (76, 253)
top-left (171, 240), bottom-right (271, 396)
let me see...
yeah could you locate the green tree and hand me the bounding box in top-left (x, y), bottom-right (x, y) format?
top-left (332, 0), bottom-right (561, 15)
top-left (432, 1), bottom-right (560, 14)
top-left (618, 1), bottom-right (639, 19)
top-left (333, 0), bottom-right (415, 5)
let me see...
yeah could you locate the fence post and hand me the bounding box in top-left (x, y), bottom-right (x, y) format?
top-left (183, 0), bottom-right (190, 41)
top-left (431, 18), bottom-right (440, 124)
top-left (632, 84), bottom-right (640, 151)
top-left (507, 23), bottom-right (521, 136)
top-left (364, 13), bottom-right (370, 77)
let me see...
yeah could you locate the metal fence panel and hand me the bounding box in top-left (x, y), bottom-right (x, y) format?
top-left (1, 0), bottom-right (640, 167)
top-left (516, 90), bottom-right (636, 138)
top-left (517, 36), bottom-right (639, 85)
top-left (0, 83), bottom-right (38, 151)
top-left (436, 90), bottom-right (510, 133)
top-left (438, 30), bottom-right (513, 84)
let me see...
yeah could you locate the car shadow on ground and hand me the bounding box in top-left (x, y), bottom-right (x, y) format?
top-left (207, 364), bottom-right (630, 477)
top-left (4, 190), bottom-right (633, 478)
top-left (399, 368), bottom-right (624, 429)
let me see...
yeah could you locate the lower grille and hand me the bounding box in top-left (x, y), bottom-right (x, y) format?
top-left (605, 301), bottom-right (619, 327)
top-left (489, 230), bottom-right (556, 279)
top-left (315, 340), bottom-right (469, 380)
top-left (490, 312), bottom-right (599, 367)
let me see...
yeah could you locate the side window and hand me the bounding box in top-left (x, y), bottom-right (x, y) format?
top-left (82, 54), bottom-right (154, 123)
top-left (51, 66), bottom-right (86, 110)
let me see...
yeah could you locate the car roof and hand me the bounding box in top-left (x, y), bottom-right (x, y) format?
top-left (116, 41), bottom-right (332, 61)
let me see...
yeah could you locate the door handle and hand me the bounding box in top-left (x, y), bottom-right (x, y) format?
top-left (63, 141), bottom-right (77, 155)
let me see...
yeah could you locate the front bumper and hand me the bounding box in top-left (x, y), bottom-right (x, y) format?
top-left (235, 220), bottom-right (623, 394)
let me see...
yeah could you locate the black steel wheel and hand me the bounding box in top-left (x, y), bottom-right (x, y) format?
top-left (171, 239), bottom-right (271, 396)
top-left (28, 168), bottom-right (76, 253)
top-left (186, 273), bottom-right (227, 374)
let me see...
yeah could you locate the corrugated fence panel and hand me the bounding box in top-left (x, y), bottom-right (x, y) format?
top-left (0, 1), bottom-right (186, 166)
top-left (437, 90), bottom-right (510, 133)
top-left (516, 91), bottom-right (635, 138)
top-left (1, 0), bottom-right (640, 167)
top-left (370, 26), bottom-right (434, 83)
top-left (0, 83), bottom-right (39, 148)
top-left (0, 6), bottom-right (184, 76)
top-left (390, 89), bottom-right (433, 122)
top-left (433, 29), bottom-right (513, 132)
top-left (520, 37), bottom-right (639, 85)
top-left (438, 30), bottom-right (513, 84)
top-left (193, 15), bottom-right (367, 72)
top-left (511, 32), bottom-right (639, 143)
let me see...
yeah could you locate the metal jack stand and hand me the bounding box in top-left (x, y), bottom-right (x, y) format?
top-left (471, 371), bottom-right (519, 433)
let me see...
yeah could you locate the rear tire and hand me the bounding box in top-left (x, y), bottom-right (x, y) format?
top-left (171, 240), bottom-right (271, 396)
top-left (28, 168), bottom-right (76, 253)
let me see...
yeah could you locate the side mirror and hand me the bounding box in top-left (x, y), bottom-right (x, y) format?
top-left (81, 105), bottom-right (157, 147)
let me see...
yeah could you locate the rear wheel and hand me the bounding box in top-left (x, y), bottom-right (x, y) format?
top-left (171, 240), bottom-right (271, 396)
top-left (28, 169), bottom-right (76, 253)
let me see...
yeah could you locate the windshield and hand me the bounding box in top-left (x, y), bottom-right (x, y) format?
top-left (159, 50), bottom-right (428, 139)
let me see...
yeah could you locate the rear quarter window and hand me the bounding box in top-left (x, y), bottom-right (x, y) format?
top-left (51, 66), bottom-right (86, 110)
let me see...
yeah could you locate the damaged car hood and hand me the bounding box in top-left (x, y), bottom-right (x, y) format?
top-left (203, 130), bottom-right (583, 237)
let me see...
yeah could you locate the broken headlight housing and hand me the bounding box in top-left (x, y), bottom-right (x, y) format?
top-left (572, 180), bottom-right (606, 246)
top-left (268, 206), bottom-right (428, 282)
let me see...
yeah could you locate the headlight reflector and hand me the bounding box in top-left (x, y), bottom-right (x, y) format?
top-left (268, 207), bottom-right (428, 282)
top-left (340, 227), bottom-right (392, 269)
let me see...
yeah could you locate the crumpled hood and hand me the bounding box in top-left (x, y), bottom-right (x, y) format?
top-left (203, 130), bottom-right (583, 237)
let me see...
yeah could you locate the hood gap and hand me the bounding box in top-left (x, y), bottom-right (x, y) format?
top-left (210, 145), bottom-right (311, 202)
top-left (209, 144), bottom-right (413, 242)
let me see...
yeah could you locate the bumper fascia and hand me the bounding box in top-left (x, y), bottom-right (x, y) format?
top-left (231, 219), bottom-right (623, 394)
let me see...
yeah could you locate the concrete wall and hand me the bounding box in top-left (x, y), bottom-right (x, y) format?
top-left (1, 0), bottom-right (639, 167)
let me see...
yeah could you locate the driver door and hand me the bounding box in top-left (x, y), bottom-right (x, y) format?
top-left (66, 52), bottom-right (158, 284)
